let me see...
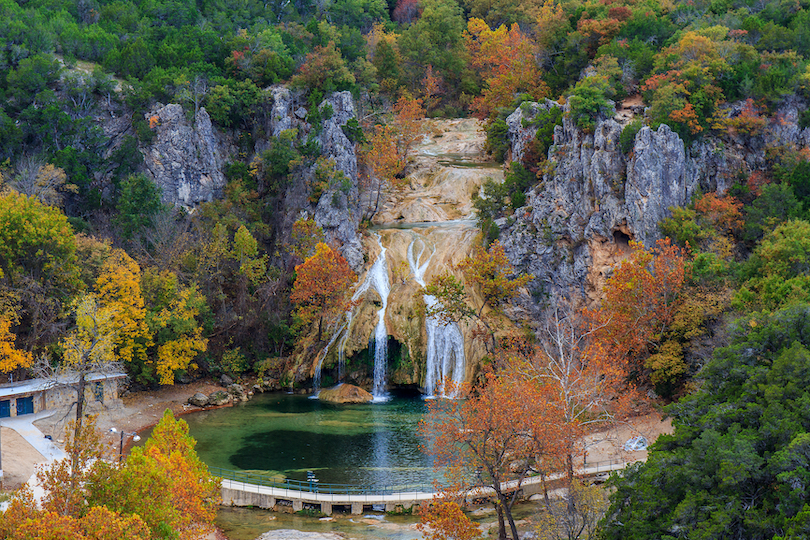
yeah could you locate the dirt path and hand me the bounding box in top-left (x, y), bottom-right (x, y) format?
top-left (0, 380), bottom-right (230, 491)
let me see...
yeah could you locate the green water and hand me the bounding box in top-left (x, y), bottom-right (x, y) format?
top-left (181, 390), bottom-right (437, 489)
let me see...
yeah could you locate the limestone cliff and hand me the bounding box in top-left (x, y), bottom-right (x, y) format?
top-left (265, 87), bottom-right (363, 272)
top-left (141, 104), bottom-right (232, 208)
top-left (500, 96), bottom-right (810, 312)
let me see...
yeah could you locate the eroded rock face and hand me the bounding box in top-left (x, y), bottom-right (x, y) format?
top-left (142, 104), bottom-right (230, 207)
top-left (500, 101), bottom-right (694, 308)
top-left (626, 124), bottom-right (693, 246)
top-left (265, 88), bottom-right (363, 272)
top-left (500, 96), bottom-right (810, 313)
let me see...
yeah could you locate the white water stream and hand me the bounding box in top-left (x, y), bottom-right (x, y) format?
top-left (315, 119), bottom-right (500, 401)
top-left (407, 235), bottom-right (466, 398)
top-left (350, 234), bottom-right (391, 401)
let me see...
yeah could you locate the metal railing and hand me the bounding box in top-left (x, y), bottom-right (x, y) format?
top-left (210, 467), bottom-right (435, 496)
top-left (212, 458), bottom-right (639, 498)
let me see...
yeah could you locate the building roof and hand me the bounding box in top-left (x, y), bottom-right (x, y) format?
top-left (0, 372), bottom-right (127, 399)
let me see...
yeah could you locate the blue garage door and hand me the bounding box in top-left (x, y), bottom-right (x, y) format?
top-left (0, 399), bottom-right (9, 418)
top-left (16, 395), bottom-right (34, 415)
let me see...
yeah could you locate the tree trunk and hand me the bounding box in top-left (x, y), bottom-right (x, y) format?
top-left (501, 492), bottom-right (520, 540)
top-left (71, 372), bottom-right (86, 484)
top-left (495, 499), bottom-right (507, 540)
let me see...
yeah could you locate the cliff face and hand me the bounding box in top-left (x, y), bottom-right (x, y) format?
top-left (264, 87), bottom-right (363, 271)
top-left (500, 96), bottom-right (810, 311)
top-left (141, 104), bottom-right (232, 207)
top-left (132, 87), bottom-right (363, 271)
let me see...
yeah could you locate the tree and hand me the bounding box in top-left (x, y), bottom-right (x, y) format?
top-left (457, 240), bottom-right (531, 319)
top-left (421, 371), bottom-right (563, 540)
top-left (361, 124), bottom-right (403, 219)
top-left (9, 160), bottom-right (77, 208)
top-left (465, 18), bottom-right (546, 119)
top-left (288, 217), bottom-right (325, 261)
top-left (144, 275), bottom-right (208, 385)
top-left (52, 295), bottom-right (122, 481)
top-left (0, 315), bottom-right (33, 372)
top-left (427, 240), bottom-right (530, 351)
top-left (290, 242), bottom-right (357, 341)
top-left (734, 219), bottom-right (810, 311)
top-left (87, 410), bottom-right (221, 539)
top-left (0, 190), bottom-right (80, 351)
top-left (508, 300), bottom-right (632, 483)
top-left (114, 174), bottom-right (163, 239)
top-left (587, 238), bottom-right (689, 381)
top-left (417, 501), bottom-right (482, 540)
top-left (535, 479), bottom-right (607, 540)
top-left (95, 249), bottom-right (151, 370)
top-left (291, 41), bottom-right (355, 94)
top-left (602, 304), bottom-right (810, 540)
top-left (568, 75), bottom-right (612, 133)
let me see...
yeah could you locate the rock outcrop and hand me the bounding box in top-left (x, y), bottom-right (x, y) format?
top-left (264, 87), bottom-right (364, 272)
top-left (500, 96), bottom-right (810, 312)
top-left (318, 383), bottom-right (373, 403)
top-left (313, 91), bottom-right (363, 271)
top-left (141, 104), bottom-right (231, 207)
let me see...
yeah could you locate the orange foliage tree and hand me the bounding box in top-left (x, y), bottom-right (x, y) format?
top-left (360, 96), bottom-right (425, 218)
top-left (507, 301), bottom-right (633, 482)
top-left (420, 371), bottom-right (564, 540)
top-left (417, 501), bottom-right (481, 540)
top-left (362, 123), bottom-right (402, 218)
top-left (0, 315), bottom-right (32, 372)
top-left (457, 240), bottom-right (531, 319)
top-left (290, 243), bottom-right (357, 341)
top-left (587, 238), bottom-right (689, 381)
top-left (465, 18), bottom-right (547, 119)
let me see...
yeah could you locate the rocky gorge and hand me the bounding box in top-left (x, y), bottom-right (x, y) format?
top-left (114, 87), bottom-right (810, 395)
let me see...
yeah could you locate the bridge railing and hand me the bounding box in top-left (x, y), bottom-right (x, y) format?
top-left (210, 467), bottom-right (435, 496)
top-left (212, 458), bottom-right (636, 498)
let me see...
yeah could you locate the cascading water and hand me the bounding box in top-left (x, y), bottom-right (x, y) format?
top-left (348, 234), bottom-right (391, 401)
top-left (407, 235), bottom-right (466, 398)
top-left (311, 322), bottom-right (345, 396)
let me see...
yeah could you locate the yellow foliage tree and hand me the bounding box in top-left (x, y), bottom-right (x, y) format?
top-left (0, 315), bottom-right (32, 372)
top-left (95, 249), bottom-right (151, 367)
top-left (150, 284), bottom-right (208, 385)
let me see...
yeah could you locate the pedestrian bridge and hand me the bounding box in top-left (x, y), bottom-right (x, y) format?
top-left (215, 459), bottom-right (638, 516)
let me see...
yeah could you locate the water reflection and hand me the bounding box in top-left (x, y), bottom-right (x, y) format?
top-left (181, 391), bottom-right (437, 489)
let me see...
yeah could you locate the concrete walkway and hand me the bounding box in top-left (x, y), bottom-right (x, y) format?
top-left (0, 410), bottom-right (67, 462)
top-left (220, 458), bottom-right (642, 515)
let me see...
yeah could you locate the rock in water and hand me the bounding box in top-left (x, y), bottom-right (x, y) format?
top-left (255, 531), bottom-right (346, 540)
top-left (318, 384), bottom-right (373, 404)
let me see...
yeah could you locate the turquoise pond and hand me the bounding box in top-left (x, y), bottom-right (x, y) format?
top-left (178, 390), bottom-right (439, 489)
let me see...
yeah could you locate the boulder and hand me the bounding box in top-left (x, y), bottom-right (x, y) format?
top-left (227, 383), bottom-right (245, 398)
top-left (188, 392), bottom-right (209, 407)
top-left (318, 384), bottom-right (373, 404)
top-left (220, 374), bottom-right (233, 386)
top-left (207, 390), bottom-right (231, 406)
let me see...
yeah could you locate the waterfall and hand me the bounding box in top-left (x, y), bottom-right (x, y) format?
top-left (349, 234), bottom-right (391, 401)
top-left (311, 322), bottom-right (345, 397)
top-left (407, 236), bottom-right (466, 398)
